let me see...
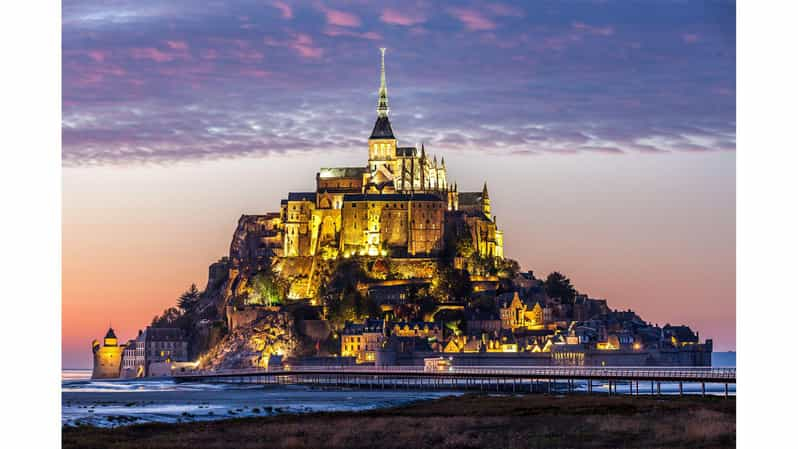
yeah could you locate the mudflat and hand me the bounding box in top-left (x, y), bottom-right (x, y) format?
top-left (63, 393), bottom-right (736, 449)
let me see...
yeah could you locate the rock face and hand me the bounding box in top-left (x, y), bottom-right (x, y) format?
top-left (198, 311), bottom-right (298, 371)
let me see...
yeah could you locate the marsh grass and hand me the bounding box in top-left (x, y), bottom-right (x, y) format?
top-left (63, 394), bottom-right (735, 449)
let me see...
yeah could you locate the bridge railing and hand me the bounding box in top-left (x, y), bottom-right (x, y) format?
top-left (175, 365), bottom-right (735, 381)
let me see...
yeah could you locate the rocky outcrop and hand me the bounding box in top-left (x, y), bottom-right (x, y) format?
top-left (197, 311), bottom-right (298, 370)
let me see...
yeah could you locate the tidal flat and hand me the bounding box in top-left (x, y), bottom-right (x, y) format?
top-left (63, 393), bottom-right (735, 449)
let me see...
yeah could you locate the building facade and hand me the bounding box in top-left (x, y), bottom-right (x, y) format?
top-left (251, 49), bottom-right (503, 269)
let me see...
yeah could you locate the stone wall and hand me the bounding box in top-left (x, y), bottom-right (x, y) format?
top-left (91, 341), bottom-right (124, 379)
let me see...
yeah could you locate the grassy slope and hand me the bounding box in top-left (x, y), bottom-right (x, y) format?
top-left (63, 394), bottom-right (736, 449)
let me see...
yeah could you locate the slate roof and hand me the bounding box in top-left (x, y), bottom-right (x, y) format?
top-left (396, 147), bottom-right (417, 157)
top-left (144, 327), bottom-right (185, 341)
top-left (286, 192), bottom-right (317, 202)
top-left (369, 116), bottom-right (395, 139)
top-left (458, 192), bottom-right (484, 206)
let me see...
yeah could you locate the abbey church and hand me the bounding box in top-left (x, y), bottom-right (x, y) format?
top-left (259, 49), bottom-right (502, 262)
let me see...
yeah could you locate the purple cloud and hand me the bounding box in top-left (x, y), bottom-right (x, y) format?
top-left (62, 0), bottom-right (736, 166)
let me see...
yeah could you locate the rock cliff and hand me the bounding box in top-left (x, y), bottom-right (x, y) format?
top-left (197, 311), bottom-right (298, 370)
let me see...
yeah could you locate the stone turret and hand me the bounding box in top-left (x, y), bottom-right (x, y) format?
top-left (92, 327), bottom-right (125, 379)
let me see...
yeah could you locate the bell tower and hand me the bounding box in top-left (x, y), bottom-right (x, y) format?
top-left (368, 48), bottom-right (397, 178)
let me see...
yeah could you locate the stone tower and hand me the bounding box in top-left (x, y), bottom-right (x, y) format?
top-left (368, 48), bottom-right (397, 178)
top-left (91, 327), bottom-right (125, 379)
top-left (482, 182), bottom-right (491, 217)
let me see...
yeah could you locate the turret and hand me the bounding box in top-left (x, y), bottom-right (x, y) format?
top-left (103, 327), bottom-right (118, 347)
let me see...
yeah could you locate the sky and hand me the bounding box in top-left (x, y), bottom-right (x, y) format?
top-left (62, 0), bottom-right (736, 367)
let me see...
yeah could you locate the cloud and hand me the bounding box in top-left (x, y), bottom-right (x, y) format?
top-left (448, 7), bottom-right (496, 31)
top-left (682, 33), bottom-right (700, 44)
top-left (61, 0), bottom-right (735, 165)
top-left (380, 8), bottom-right (426, 26)
top-left (265, 33), bottom-right (324, 59)
top-left (272, 0), bottom-right (293, 20)
top-left (130, 47), bottom-right (173, 62)
top-left (165, 40), bottom-right (188, 50)
top-left (572, 21), bottom-right (614, 36)
top-left (318, 5), bottom-right (361, 28)
top-left (323, 27), bottom-right (381, 41)
top-left (87, 50), bottom-right (109, 62)
top-left (485, 3), bottom-right (524, 18)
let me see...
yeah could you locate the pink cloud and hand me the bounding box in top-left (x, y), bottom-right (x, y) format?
top-left (292, 33), bottom-right (323, 58)
top-left (87, 50), bottom-right (109, 62)
top-left (272, 1), bottom-right (293, 20)
top-left (130, 48), bottom-right (173, 63)
top-left (265, 33), bottom-right (324, 59)
top-left (380, 8), bottom-right (426, 26)
top-left (682, 33), bottom-right (700, 44)
top-left (165, 40), bottom-right (188, 50)
top-left (200, 49), bottom-right (218, 60)
top-left (323, 27), bottom-right (382, 41)
top-left (240, 68), bottom-right (271, 78)
top-left (572, 21), bottom-right (614, 36)
top-left (449, 8), bottom-right (496, 31)
top-left (319, 5), bottom-right (361, 27)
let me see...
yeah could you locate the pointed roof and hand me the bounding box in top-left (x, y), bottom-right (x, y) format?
top-left (104, 327), bottom-right (117, 339)
top-left (370, 48), bottom-right (395, 139)
top-left (482, 182), bottom-right (489, 199)
top-left (370, 116), bottom-right (395, 139)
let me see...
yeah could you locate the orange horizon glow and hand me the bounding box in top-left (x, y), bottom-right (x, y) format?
top-left (63, 150), bottom-right (735, 368)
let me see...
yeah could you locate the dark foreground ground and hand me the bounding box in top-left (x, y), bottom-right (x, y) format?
top-left (63, 393), bottom-right (736, 449)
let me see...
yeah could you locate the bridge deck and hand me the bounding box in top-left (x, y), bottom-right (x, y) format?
top-left (174, 366), bottom-right (735, 384)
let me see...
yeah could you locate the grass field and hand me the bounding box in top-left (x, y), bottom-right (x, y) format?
top-left (63, 393), bottom-right (736, 449)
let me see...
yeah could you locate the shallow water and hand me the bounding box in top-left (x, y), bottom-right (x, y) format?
top-left (62, 373), bottom-right (458, 427)
top-left (63, 353), bottom-right (736, 427)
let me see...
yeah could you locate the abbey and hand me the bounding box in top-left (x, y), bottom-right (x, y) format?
top-left (274, 49), bottom-right (503, 260)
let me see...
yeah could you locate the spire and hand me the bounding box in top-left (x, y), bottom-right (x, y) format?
top-left (482, 182), bottom-right (491, 216)
top-left (377, 47), bottom-right (389, 118)
top-left (441, 157), bottom-right (445, 167)
top-left (370, 48), bottom-right (394, 140)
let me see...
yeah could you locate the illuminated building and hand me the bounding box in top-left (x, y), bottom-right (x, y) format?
top-left (264, 49), bottom-right (503, 262)
top-left (91, 327), bottom-right (125, 379)
top-left (341, 319), bottom-right (384, 363)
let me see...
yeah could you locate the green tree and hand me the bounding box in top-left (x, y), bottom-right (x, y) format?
top-left (544, 272), bottom-right (577, 303)
top-left (434, 263), bottom-right (473, 302)
top-left (177, 284), bottom-right (200, 312)
top-left (250, 272), bottom-right (287, 306)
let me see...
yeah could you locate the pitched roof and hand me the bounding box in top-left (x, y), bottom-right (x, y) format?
top-left (458, 192), bottom-right (484, 206)
top-left (287, 192), bottom-right (316, 202)
top-left (369, 116), bottom-right (395, 139)
top-left (144, 327), bottom-right (185, 341)
top-left (396, 147), bottom-right (417, 157)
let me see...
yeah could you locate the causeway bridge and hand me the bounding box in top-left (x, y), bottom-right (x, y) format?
top-left (174, 366), bottom-right (736, 397)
